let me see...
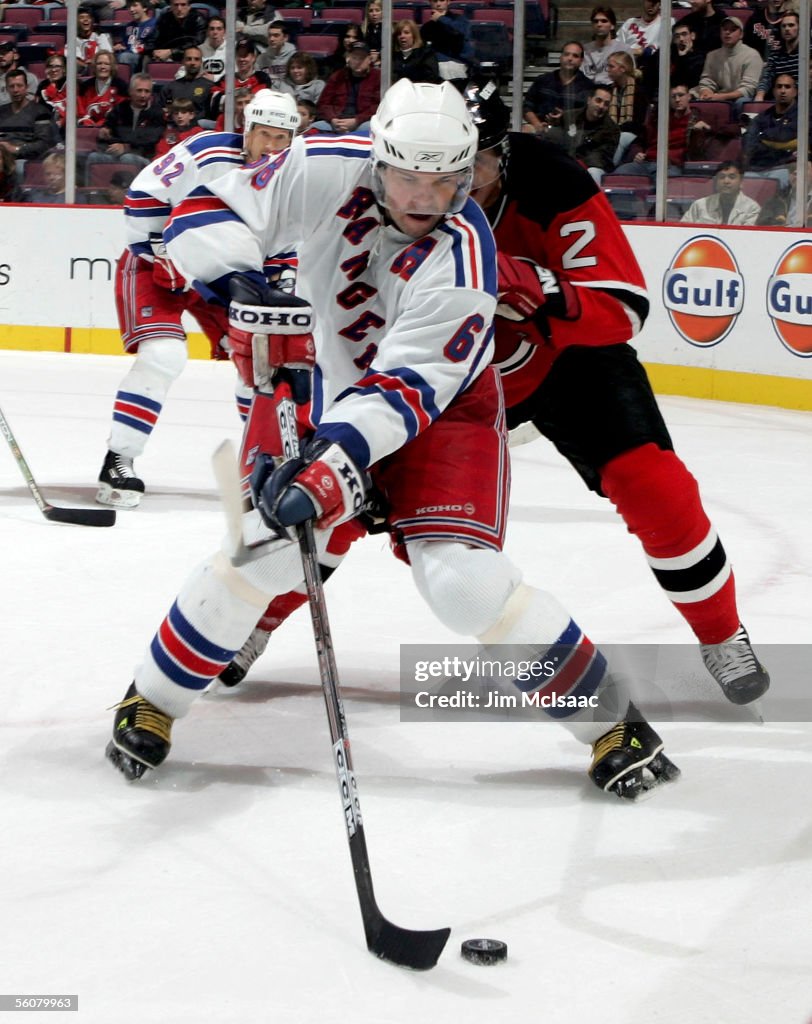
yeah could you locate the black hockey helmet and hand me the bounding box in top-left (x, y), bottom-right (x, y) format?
top-left (464, 79), bottom-right (510, 153)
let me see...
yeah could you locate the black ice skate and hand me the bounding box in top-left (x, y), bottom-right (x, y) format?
top-left (589, 704), bottom-right (681, 800)
top-left (700, 624), bottom-right (770, 705)
top-left (96, 450), bottom-right (145, 509)
top-left (106, 683), bottom-right (173, 781)
top-left (218, 626), bottom-right (271, 687)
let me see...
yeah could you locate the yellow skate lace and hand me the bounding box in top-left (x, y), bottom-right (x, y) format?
top-left (113, 693), bottom-right (172, 744)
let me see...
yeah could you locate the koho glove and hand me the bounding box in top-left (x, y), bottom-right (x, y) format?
top-left (228, 274), bottom-right (315, 394)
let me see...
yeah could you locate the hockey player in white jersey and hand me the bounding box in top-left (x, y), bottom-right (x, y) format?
top-left (96, 90), bottom-right (300, 509)
top-left (105, 80), bottom-right (679, 799)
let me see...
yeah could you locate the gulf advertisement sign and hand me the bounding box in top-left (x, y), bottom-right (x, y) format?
top-left (766, 240), bottom-right (812, 357)
top-left (663, 236), bottom-right (744, 347)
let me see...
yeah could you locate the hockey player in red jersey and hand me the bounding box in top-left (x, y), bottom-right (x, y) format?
top-left (225, 82), bottom-right (769, 713)
top-left (468, 81), bottom-right (768, 707)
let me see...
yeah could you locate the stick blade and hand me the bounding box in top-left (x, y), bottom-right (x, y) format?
top-left (368, 919), bottom-right (451, 971)
top-left (44, 504), bottom-right (116, 527)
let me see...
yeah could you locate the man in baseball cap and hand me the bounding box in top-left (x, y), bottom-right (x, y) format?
top-left (692, 13), bottom-right (764, 110)
top-left (318, 38), bottom-right (381, 133)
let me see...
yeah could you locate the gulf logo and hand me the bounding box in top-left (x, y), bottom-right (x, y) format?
top-left (766, 240), bottom-right (812, 357)
top-left (663, 236), bottom-right (744, 347)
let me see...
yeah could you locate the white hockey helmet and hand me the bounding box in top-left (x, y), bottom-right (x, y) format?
top-left (369, 80), bottom-right (478, 215)
top-left (243, 89), bottom-right (300, 145)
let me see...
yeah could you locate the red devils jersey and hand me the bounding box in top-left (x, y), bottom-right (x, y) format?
top-left (77, 78), bottom-right (127, 126)
top-left (490, 134), bottom-right (649, 407)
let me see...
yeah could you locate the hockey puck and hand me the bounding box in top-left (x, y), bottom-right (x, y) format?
top-left (460, 938), bottom-right (508, 965)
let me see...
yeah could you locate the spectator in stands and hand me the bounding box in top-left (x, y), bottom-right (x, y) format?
top-left (613, 82), bottom-right (710, 177)
top-left (159, 44), bottom-right (214, 119)
top-left (757, 158), bottom-right (812, 226)
top-left (213, 86), bottom-right (253, 131)
top-left (324, 24), bottom-right (363, 76)
top-left (670, 21), bottom-right (705, 90)
top-left (682, 158), bottom-right (761, 223)
top-left (317, 40), bottom-right (380, 134)
top-left (200, 16), bottom-right (227, 82)
top-left (420, 0), bottom-right (473, 86)
top-left (35, 55), bottom-right (68, 131)
top-left (362, 0), bottom-right (383, 67)
top-left (606, 51), bottom-right (649, 162)
top-left (0, 69), bottom-right (55, 166)
top-left (154, 96), bottom-right (203, 156)
top-left (86, 72), bottom-right (164, 180)
top-left (523, 41), bottom-right (592, 133)
top-left (73, 7), bottom-right (114, 76)
top-left (0, 42), bottom-right (37, 105)
top-left (582, 7), bottom-right (630, 86)
top-left (744, 73), bottom-right (803, 189)
top-left (391, 19), bottom-right (440, 85)
top-left (235, 0), bottom-right (280, 52)
top-left (24, 148), bottom-right (65, 204)
top-left (256, 21), bottom-right (297, 83)
top-left (617, 0), bottom-right (672, 95)
top-left (296, 97), bottom-right (318, 135)
top-left (617, 0), bottom-right (672, 59)
top-left (115, 0), bottom-right (158, 71)
top-left (679, 0), bottom-right (726, 57)
top-left (545, 83), bottom-right (620, 184)
top-left (286, 52), bottom-right (325, 105)
top-left (744, 0), bottom-right (788, 59)
top-left (78, 52), bottom-right (128, 127)
top-left (692, 16), bottom-right (763, 113)
top-left (80, 0), bottom-right (129, 22)
top-left (209, 39), bottom-right (274, 121)
top-left (0, 145), bottom-right (21, 202)
top-left (754, 12), bottom-right (802, 101)
top-left (104, 167), bottom-right (137, 205)
top-left (151, 0), bottom-right (207, 63)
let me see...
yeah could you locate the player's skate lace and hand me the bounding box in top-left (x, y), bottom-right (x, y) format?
top-left (110, 453), bottom-right (138, 481)
top-left (588, 705), bottom-right (678, 799)
top-left (97, 450), bottom-right (145, 507)
top-left (700, 625), bottom-right (770, 705)
top-left (113, 690), bottom-right (172, 744)
top-left (218, 627), bottom-right (270, 687)
top-left (591, 722), bottom-right (628, 764)
top-left (106, 683), bottom-right (173, 778)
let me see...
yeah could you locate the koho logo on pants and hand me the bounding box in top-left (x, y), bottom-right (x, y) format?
top-left (767, 240), bottom-right (812, 357)
top-left (663, 236), bottom-right (744, 346)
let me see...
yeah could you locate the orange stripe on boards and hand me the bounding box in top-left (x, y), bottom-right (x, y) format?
top-left (65, 327), bottom-right (72, 352)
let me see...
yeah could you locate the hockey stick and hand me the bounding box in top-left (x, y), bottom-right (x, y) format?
top-left (212, 435), bottom-right (450, 970)
top-left (296, 517), bottom-right (451, 970)
top-left (0, 404), bottom-right (116, 527)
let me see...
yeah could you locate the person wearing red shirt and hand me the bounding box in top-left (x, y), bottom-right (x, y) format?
top-left (316, 41), bottom-right (381, 134)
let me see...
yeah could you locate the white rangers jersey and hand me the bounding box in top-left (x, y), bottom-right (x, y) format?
top-left (164, 134), bottom-right (498, 471)
top-left (123, 130), bottom-right (297, 279)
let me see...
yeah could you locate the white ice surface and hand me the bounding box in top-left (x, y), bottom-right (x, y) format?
top-left (1, 351), bottom-right (811, 1024)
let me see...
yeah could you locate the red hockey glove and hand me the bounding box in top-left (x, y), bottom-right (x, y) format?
top-left (250, 439), bottom-right (369, 536)
top-left (228, 275), bottom-right (315, 394)
top-left (149, 235), bottom-right (187, 293)
top-left (211, 335), bottom-right (231, 361)
top-left (496, 254), bottom-right (580, 324)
